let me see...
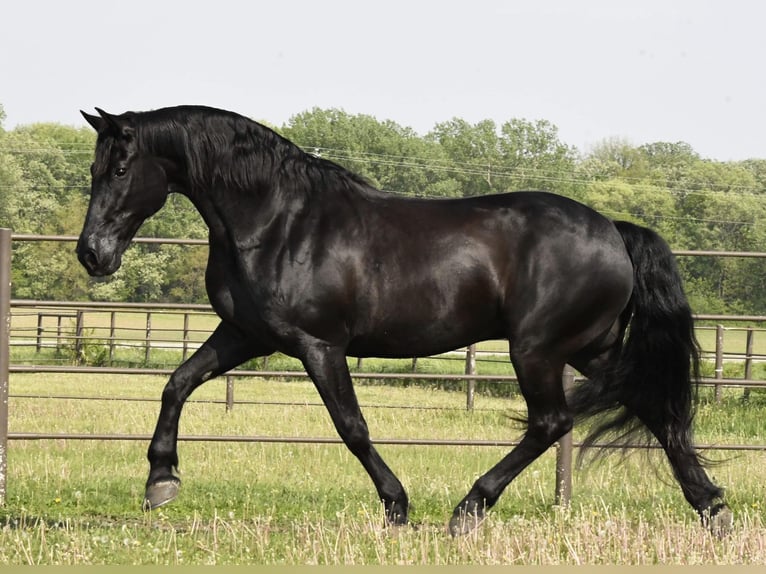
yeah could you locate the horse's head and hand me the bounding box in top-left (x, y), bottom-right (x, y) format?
top-left (77, 108), bottom-right (170, 276)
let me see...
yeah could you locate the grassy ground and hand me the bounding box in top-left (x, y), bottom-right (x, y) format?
top-left (1, 373), bottom-right (766, 565)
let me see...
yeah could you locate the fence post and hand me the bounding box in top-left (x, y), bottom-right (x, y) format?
top-left (56, 314), bottom-right (65, 353)
top-left (182, 312), bottom-right (190, 361)
top-left (74, 310), bottom-right (84, 365)
top-left (109, 311), bottom-right (116, 363)
top-left (715, 324), bottom-right (724, 402)
top-left (0, 228), bottom-right (12, 506)
top-left (743, 328), bottom-right (754, 401)
top-left (226, 375), bottom-right (235, 412)
top-left (465, 344), bottom-right (476, 411)
top-left (555, 365), bottom-right (575, 507)
top-left (145, 312), bottom-right (152, 364)
top-left (36, 313), bottom-right (43, 353)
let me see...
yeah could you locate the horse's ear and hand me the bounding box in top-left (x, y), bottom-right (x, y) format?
top-left (94, 108), bottom-right (135, 139)
top-left (95, 107), bottom-right (119, 130)
top-left (81, 110), bottom-right (104, 132)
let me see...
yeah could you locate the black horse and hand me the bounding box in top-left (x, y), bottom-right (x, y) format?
top-left (77, 105), bottom-right (730, 535)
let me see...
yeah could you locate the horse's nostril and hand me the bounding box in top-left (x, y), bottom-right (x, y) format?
top-left (80, 248), bottom-right (99, 272)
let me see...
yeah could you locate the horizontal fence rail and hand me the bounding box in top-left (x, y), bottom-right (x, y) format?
top-left (5, 432), bottom-right (766, 452)
top-left (7, 364), bottom-right (766, 389)
top-left (13, 233), bottom-right (766, 259)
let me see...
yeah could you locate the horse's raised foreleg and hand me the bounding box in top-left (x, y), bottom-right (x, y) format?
top-left (301, 344), bottom-right (409, 526)
top-left (449, 352), bottom-right (571, 536)
top-left (143, 321), bottom-right (267, 511)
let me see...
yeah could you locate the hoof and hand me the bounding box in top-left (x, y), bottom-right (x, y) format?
top-left (706, 503), bottom-right (734, 538)
top-left (383, 499), bottom-right (409, 528)
top-left (385, 511), bottom-right (409, 528)
top-left (142, 479), bottom-right (180, 512)
top-left (448, 507), bottom-right (486, 537)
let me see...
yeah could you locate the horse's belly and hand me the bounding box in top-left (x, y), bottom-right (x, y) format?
top-left (347, 331), bottom-right (500, 359)
top-left (347, 304), bottom-right (504, 359)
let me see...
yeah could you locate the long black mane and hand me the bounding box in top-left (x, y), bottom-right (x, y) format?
top-left (131, 106), bottom-right (376, 198)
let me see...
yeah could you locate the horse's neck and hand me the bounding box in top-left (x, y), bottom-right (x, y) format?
top-left (185, 172), bottom-right (305, 254)
top-left (145, 118), bottom-right (345, 247)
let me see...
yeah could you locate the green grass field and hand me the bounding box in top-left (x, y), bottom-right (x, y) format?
top-left (2, 372), bottom-right (766, 565)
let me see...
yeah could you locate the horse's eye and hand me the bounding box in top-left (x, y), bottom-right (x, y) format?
top-left (115, 167), bottom-right (127, 177)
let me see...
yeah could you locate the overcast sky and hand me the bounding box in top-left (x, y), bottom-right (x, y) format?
top-left (2, 0), bottom-right (764, 161)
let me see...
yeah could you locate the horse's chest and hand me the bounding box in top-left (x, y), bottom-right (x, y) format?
top-left (204, 253), bottom-right (263, 325)
top-left (203, 249), bottom-right (291, 340)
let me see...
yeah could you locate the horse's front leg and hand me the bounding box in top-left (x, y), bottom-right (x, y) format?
top-left (143, 321), bottom-right (268, 511)
top-left (301, 343), bottom-right (409, 526)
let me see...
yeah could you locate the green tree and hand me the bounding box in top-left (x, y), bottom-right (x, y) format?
top-left (1, 123), bottom-right (94, 234)
top-left (428, 117), bottom-right (578, 197)
top-left (1, 121), bottom-right (97, 299)
top-left (0, 150), bottom-right (21, 226)
top-left (164, 244), bottom-right (208, 303)
top-left (87, 248), bottom-right (173, 302)
top-left (498, 118), bottom-right (579, 195)
top-left (0, 106), bottom-right (25, 226)
top-left (638, 141), bottom-right (700, 193)
top-left (678, 160), bottom-right (757, 197)
top-left (581, 179), bottom-right (680, 244)
top-left (578, 138), bottom-right (649, 181)
top-left (427, 118), bottom-right (501, 196)
top-left (740, 159), bottom-right (766, 191)
top-left (2, 129), bottom-right (66, 233)
top-left (282, 108), bottom-right (457, 197)
top-left (12, 123), bottom-right (94, 196)
top-left (577, 138), bottom-right (766, 313)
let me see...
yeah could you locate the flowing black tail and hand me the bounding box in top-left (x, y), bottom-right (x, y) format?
top-left (569, 220), bottom-right (728, 531)
top-left (569, 220), bottom-right (702, 454)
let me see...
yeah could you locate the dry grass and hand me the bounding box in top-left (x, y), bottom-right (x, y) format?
top-left (2, 503), bottom-right (764, 565)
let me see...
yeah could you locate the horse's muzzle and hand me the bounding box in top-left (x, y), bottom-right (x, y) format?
top-left (76, 238), bottom-right (121, 277)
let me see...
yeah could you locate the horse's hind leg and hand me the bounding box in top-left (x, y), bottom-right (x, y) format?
top-left (571, 343), bottom-right (731, 536)
top-left (627, 401), bottom-right (731, 535)
top-left (449, 349), bottom-right (571, 536)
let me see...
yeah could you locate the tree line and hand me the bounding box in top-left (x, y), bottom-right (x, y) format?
top-left (1, 104), bottom-right (764, 314)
